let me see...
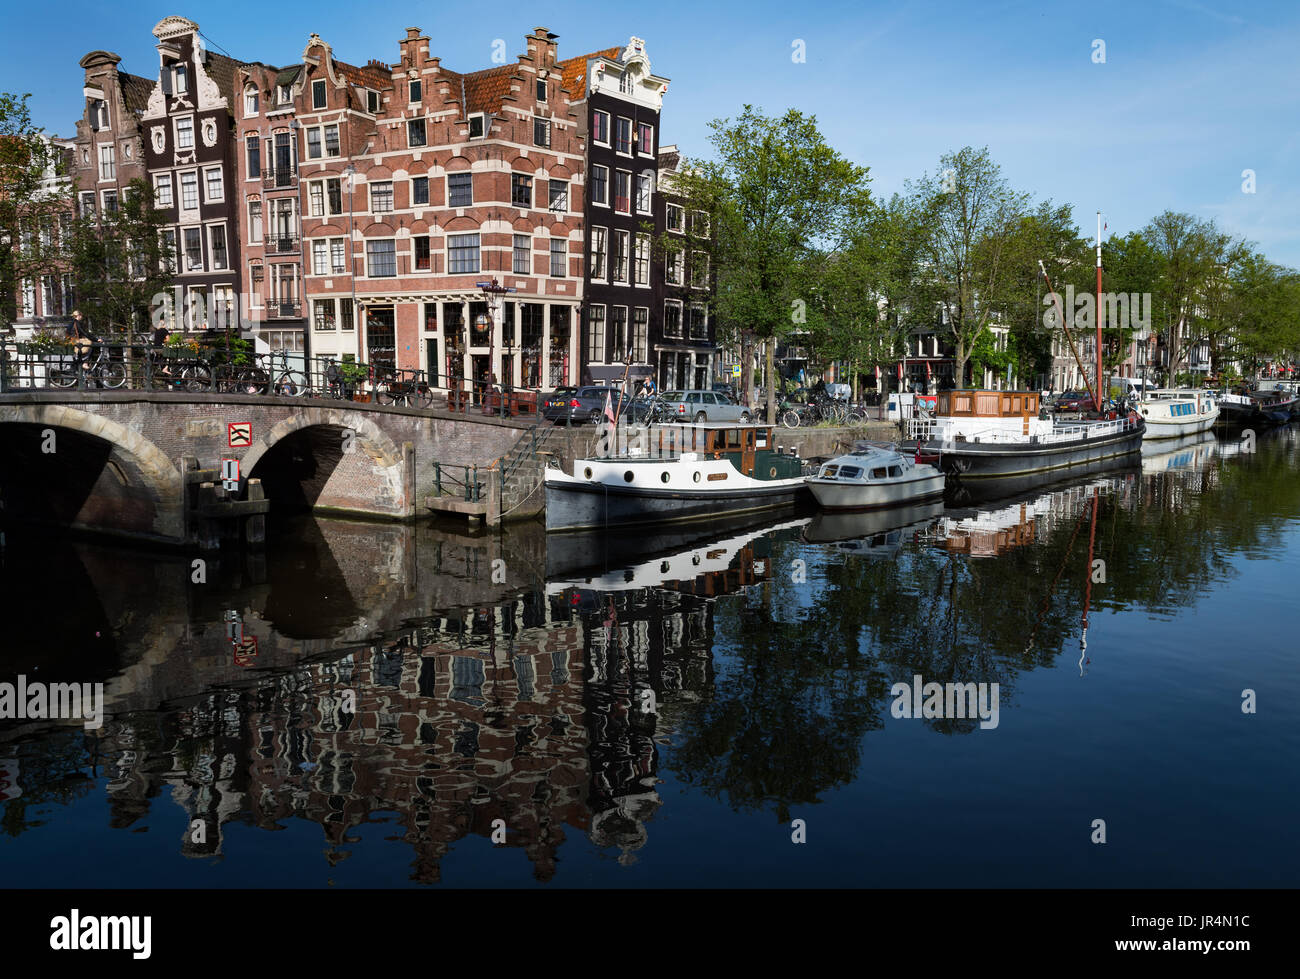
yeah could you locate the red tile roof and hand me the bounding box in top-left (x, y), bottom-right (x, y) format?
top-left (559, 47), bottom-right (621, 97)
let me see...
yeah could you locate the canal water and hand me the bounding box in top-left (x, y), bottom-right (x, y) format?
top-left (1, 428), bottom-right (1297, 888)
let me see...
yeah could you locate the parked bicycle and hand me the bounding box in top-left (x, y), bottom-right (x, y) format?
top-left (148, 349), bottom-right (213, 392)
top-left (47, 342), bottom-right (128, 390)
top-left (374, 365), bottom-right (433, 408)
top-left (259, 350), bottom-right (309, 397)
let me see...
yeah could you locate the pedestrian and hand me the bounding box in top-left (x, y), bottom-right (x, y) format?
top-left (65, 310), bottom-right (96, 367)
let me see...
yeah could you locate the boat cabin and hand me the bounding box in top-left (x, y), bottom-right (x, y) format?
top-left (627, 424), bottom-right (803, 481)
top-left (932, 389), bottom-right (1051, 439)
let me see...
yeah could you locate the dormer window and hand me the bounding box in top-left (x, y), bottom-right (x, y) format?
top-left (278, 83), bottom-right (293, 105)
top-left (366, 89), bottom-right (380, 114)
top-left (244, 85), bottom-right (259, 116)
top-left (89, 99), bottom-right (109, 131)
top-left (468, 113), bottom-right (485, 139)
top-left (618, 69), bottom-right (631, 94)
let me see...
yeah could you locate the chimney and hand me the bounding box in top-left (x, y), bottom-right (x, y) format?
top-left (526, 27), bottom-right (559, 66)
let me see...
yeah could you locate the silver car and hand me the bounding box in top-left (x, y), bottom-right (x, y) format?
top-left (660, 389), bottom-right (752, 423)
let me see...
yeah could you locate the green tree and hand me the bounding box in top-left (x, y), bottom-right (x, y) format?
top-left (910, 146), bottom-right (1030, 385)
top-left (65, 177), bottom-right (172, 337)
top-left (1, 92), bottom-right (71, 328)
top-left (657, 106), bottom-right (870, 422)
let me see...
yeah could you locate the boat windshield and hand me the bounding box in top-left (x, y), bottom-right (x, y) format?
top-left (839, 466), bottom-right (862, 479)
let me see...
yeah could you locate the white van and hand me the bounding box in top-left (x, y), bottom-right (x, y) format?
top-left (1118, 379), bottom-right (1156, 401)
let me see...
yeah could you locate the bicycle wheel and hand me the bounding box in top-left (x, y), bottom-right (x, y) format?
top-left (781, 409), bottom-right (801, 429)
top-left (846, 411), bottom-right (865, 424)
top-left (238, 368), bottom-right (269, 395)
top-left (182, 364), bottom-right (213, 393)
top-left (414, 385), bottom-right (434, 409)
top-left (47, 363), bottom-right (78, 389)
top-left (275, 371), bottom-right (307, 396)
top-left (375, 382), bottom-right (397, 406)
top-left (100, 360), bottom-right (127, 389)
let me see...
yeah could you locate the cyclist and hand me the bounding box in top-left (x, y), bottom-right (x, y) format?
top-left (151, 325), bottom-right (175, 383)
top-left (65, 310), bottom-right (97, 370)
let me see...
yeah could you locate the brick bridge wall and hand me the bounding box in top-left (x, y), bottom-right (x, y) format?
top-left (0, 391), bottom-right (531, 544)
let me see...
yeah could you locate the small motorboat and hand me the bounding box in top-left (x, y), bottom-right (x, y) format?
top-left (805, 442), bottom-right (946, 511)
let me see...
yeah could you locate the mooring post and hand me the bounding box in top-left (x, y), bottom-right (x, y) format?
top-left (245, 477), bottom-right (266, 547)
top-left (197, 481), bottom-right (220, 551)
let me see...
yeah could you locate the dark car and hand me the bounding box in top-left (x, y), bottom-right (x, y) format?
top-left (542, 385), bottom-right (635, 425)
top-left (1050, 390), bottom-right (1091, 412)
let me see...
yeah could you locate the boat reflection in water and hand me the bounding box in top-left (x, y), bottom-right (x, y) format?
top-left (1140, 431), bottom-right (1218, 473)
top-left (802, 501), bottom-right (945, 558)
top-left (944, 452), bottom-right (1140, 508)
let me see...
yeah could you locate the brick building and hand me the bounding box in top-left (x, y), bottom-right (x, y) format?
top-left (9, 135), bottom-right (76, 336)
top-left (656, 143), bottom-right (716, 389)
top-left (247, 26), bottom-right (598, 391)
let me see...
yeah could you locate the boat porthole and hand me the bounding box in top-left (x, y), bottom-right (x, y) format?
top-left (693, 471), bottom-right (701, 483)
top-left (769, 466), bottom-right (778, 478)
top-left (584, 467), bottom-right (593, 479)
top-left (624, 470), bottom-right (635, 483)
top-left (661, 472), bottom-right (671, 484)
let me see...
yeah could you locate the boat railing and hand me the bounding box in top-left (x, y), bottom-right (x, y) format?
top-left (906, 418), bottom-right (935, 441)
top-left (945, 414), bottom-right (1140, 445)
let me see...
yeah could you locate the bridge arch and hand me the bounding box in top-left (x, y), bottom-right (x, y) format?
top-left (240, 406), bottom-right (410, 517)
top-left (0, 403), bottom-right (184, 542)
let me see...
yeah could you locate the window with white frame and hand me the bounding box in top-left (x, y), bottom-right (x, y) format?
top-left (306, 128), bottom-right (321, 159)
top-left (98, 144), bottom-right (115, 180)
top-left (176, 117), bottom-right (194, 150)
top-left (615, 117), bottom-right (632, 154)
top-left (447, 172), bottom-right (472, 207)
top-left (183, 227), bottom-right (204, 270)
top-left (153, 174), bottom-right (173, 207)
top-left (209, 225), bottom-right (229, 270)
top-left (413, 236), bottom-right (430, 271)
top-left (511, 173), bottom-right (532, 208)
top-left (248, 263), bottom-right (263, 306)
top-left (548, 179), bottom-right (568, 212)
top-left (245, 134), bottom-right (260, 177)
top-left (689, 304), bottom-right (708, 338)
top-left (513, 234), bottom-right (530, 275)
top-left (666, 203), bottom-right (683, 232)
top-left (324, 124), bottom-right (340, 157)
top-left (79, 192), bottom-right (95, 217)
top-left (592, 110), bottom-right (609, 145)
top-left (609, 306), bottom-right (628, 357)
top-left (313, 298), bottom-right (336, 331)
top-left (102, 189), bottom-right (118, 213)
top-left (691, 251), bottom-right (709, 288)
top-left (614, 171), bottom-right (631, 213)
top-left (468, 113), bottom-right (485, 138)
top-left (633, 234), bottom-right (650, 285)
top-left (632, 307), bottom-right (648, 361)
top-left (636, 172), bottom-right (652, 213)
top-left (447, 233), bottom-right (480, 274)
top-left (278, 83), bottom-right (292, 105)
top-left (244, 85), bottom-right (259, 116)
top-left (691, 210), bottom-right (710, 238)
top-left (173, 64), bottom-right (188, 95)
top-left (247, 199), bottom-right (262, 243)
top-left (532, 117), bottom-right (550, 148)
top-left (550, 238), bottom-right (566, 277)
top-left (312, 79), bottom-right (327, 109)
top-left (204, 167), bottom-right (224, 203)
top-left (20, 279), bottom-right (34, 318)
top-left (591, 165), bottom-right (608, 206)
top-left (612, 231), bottom-right (629, 282)
top-left (408, 118), bottom-right (426, 147)
top-left (370, 181), bottom-right (393, 212)
top-left (366, 90), bottom-right (380, 114)
top-left (666, 249), bottom-right (683, 286)
top-left (161, 230), bottom-right (177, 273)
top-left (311, 239), bottom-right (328, 275)
top-left (589, 227), bottom-right (607, 280)
top-left (412, 175), bottom-right (429, 206)
top-left (366, 239), bottom-right (396, 277)
top-left (409, 78), bottom-right (422, 103)
top-left (663, 299), bottom-right (682, 337)
top-left (637, 122), bottom-right (653, 155)
top-left (536, 78), bottom-right (547, 102)
top-left (586, 305), bottom-right (605, 361)
top-left (179, 172), bottom-right (198, 210)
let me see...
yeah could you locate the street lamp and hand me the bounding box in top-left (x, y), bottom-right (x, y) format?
top-left (476, 277), bottom-right (515, 415)
top-left (343, 164), bottom-right (358, 362)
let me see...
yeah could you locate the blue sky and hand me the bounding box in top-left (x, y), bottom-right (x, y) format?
top-left (4, 0), bottom-right (1298, 266)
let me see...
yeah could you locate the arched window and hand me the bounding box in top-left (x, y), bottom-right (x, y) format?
top-left (244, 84), bottom-right (259, 117)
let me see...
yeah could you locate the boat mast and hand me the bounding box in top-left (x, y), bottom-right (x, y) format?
top-left (1095, 212), bottom-right (1104, 413)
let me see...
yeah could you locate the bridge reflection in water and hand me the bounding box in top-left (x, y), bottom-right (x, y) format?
top-left (1, 427), bottom-right (1298, 886)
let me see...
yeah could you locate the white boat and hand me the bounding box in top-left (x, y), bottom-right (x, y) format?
top-left (805, 443), bottom-right (946, 511)
top-left (1136, 388), bottom-right (1219, 438)
top-left (544, 423), bottom-right (809, 532)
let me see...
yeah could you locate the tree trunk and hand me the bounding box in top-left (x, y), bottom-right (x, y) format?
top-left (741, 331), bottom-right (755, 410)
top-left (765, 337), bottom-right (776, 425)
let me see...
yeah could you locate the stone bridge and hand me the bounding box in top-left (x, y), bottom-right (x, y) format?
top-left (0, 390), bottom-right (534, 545)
